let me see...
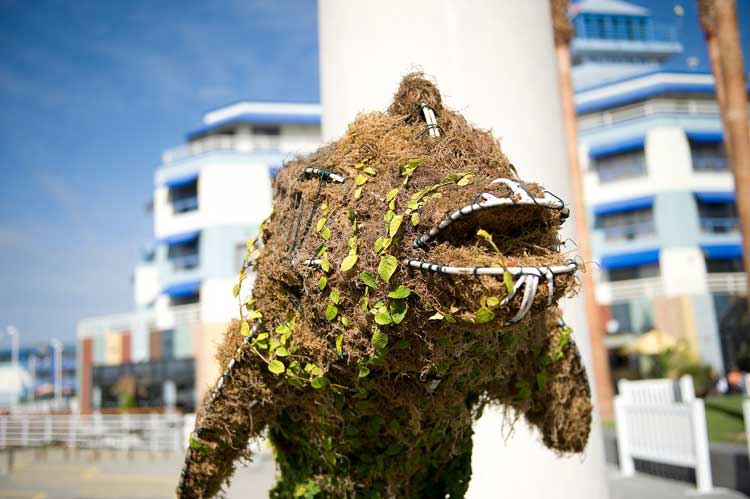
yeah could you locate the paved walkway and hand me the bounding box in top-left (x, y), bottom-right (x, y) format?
top-left (0, 449), bottom-right (746, 498)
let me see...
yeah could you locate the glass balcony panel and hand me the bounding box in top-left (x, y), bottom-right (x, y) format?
top-left (700, 217), bottom-right (739, 234)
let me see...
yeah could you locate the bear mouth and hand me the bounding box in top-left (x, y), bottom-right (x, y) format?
top-left (406, 178), bottom-right (577, 325)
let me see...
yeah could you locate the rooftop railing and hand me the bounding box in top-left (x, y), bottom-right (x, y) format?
top-left (161, 135), bottom-right (318, 164)
top-left (578, 98), bottom-right (722, 130)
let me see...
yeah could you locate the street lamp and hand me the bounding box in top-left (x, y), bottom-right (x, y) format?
top-left (50, 338), bottom-right (63, 406)
top-left (6, 326), bottom-right (19, 368)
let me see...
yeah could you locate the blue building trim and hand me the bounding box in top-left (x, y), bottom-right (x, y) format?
top-left (188, 112), bottom-right (321, 140)
top-left (686, 131), bottom-right (723, 143)
top-left (600, 248), bottom-right (660, 269)
top-left (594, 195), bottom-right (654, 216)
top-left (694, 191), bottom-right (735, 204)
top-left (701, 243), bottom-right (743, 260)
top-left (160, 230), bottom-right (200, 246)
top-left (589, 135), bottom-right (645, 157)
top-left (163, 280), bottom-right (201, 298)
top-left (575, 69), bottom-right (713, 94)
top-left (577, 83), bottom-right (716, 114)
top-left (164, 173), bottom-right (199, 189)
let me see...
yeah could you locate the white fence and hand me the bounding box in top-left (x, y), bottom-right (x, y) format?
top-left (615, 375), bottom-right (713, 493)
top-left (0, 413), bottom-right (194, 452)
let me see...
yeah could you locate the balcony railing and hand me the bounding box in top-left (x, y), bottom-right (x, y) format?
top-left (170, 254), bottom-right (199, 270)
top-left (172, 304), bottom-right (201, 330)
top-left (78, 310), bottom-right (156, 339)
top-left (161, 135), bottom-right (318, 164)
top-left (578, 98), bottom-right (722, 130)
top-left (602, 221), bottom-right (655, 241)
top-left (601, 277), bottom-right (664, 302)
top-left (700, 217), bottom-right (739, 234)
top-left (706, 273), bottom-right (748, 294)
top-left (692, 156), bottom-right (729, 172)
top-left (172, 196), bottom-right (198, 213)
top-left (597, 162), bottom-right (647, 183)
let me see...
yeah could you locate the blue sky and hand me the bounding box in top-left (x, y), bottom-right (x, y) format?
top-left (0, 0), bottom-right (747, 346)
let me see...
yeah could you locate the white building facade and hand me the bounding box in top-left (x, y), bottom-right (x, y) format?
top-left (78, 102), bottom-right (321, 412)
top-left (571, 1), bottom-right (746, 378)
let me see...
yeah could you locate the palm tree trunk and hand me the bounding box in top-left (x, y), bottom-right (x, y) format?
top-left (550, 0), bottom-right (614, 419)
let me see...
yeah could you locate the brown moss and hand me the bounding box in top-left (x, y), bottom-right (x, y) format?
top-left (178, 72), bottom-right (592, 499)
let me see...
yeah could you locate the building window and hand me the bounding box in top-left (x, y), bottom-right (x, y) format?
top-left (691, 141), bottom-right (728, 172)
top-left (596, 208), bottom-right (655, 241)
top-left (171, 292), bottom-right (199, 306)
top-left (170, 178), bottom-right (199, 213)
top-left (705, 257), bottom-right (744, 273)
top-left (593, 149), bottom-right (646, 183)
top-left (167, 235), bottom-right (200, 270)
top-left (607, 263), bottom-right (659, 282)
top-left (252, 124), bottom-right (281, 136)
top-left (610, 300), bottom-right (654, 334)
top-left (697, 200), bottom-right (738, 234)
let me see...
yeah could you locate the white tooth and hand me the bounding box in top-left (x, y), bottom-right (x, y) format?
top-left (541, 267), bottom-right (555, 307)
top-left (509, 275), bottom-right (539, 324)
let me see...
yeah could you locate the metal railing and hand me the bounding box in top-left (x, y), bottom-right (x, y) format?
top-left (605, 277), bottom-right (664, 301)
top-left (579, 98), bottom-right (721, 130)
top-left (700, 217), bottom-right (739, 233)
top-left (602, 221), bottom-right (655, 241)
top-left (78, 310), bottom-right (156, 339)
top-left (170, 254), bottom-right (199, 270)
top-left (161, 135), bottom-right (318, 164)
top-left (172, 196), bottom-right (199, 213)
top-left (705, 272), bottom-right (748, 294)
top-left (172, 304), bottom-right (201, 329)
top-left (597, 162), bottom-right (647, 183)
top-left (0, 413), bottom-right (192, 452)
top-left (693, 156), bottom-right (729, 172)
top-left (615, 376), bottom-right (713, 493)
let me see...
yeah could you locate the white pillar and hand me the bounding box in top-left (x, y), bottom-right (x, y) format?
top-left (318, 2), bottom-right (608, 497)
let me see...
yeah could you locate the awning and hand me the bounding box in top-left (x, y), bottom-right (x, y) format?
top-left (589, 136), bottom-right (645, 159)
top-left (160, 230), bottom-right (200, 246)
top-left (164, 173), bottom-right (198, 189)
top-left (600, 248), bottom-right (660, 270)
top-left (694, 191), bottom-right (735, 204)
top-left (594, 195), bottom-right (654, 217)
top-left (701, 243), bottom-right (743, 260)
top-left (163, 280), bottom-right (201, 298)
top-left (686, 131), bottom-right (723, 143)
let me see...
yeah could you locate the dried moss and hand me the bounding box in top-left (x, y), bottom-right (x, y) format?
top-left (178, 72), bottom-right (592, 499)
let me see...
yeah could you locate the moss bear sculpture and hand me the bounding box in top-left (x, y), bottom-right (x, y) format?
top-left (177, 73), bottom-right (592, 499)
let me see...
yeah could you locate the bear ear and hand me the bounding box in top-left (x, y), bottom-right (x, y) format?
top-left (387, 71), bottom-right (444, 122)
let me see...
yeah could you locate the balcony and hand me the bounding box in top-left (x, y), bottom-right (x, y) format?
top-left (172, 196), bottom-right (198, 214)
top-left (161, 134), bottom-right (318, 164)
top-left (602, 221), bottom-right (655, 241)
top-left (692, 156), bottom-right (728, 172)
top-left (706, 273), bottom-right (748, 294)
top-left (578, 98), bottom-right (721, 131)
top-left (700, 217), bottom-right (739, 234)
top-left (78, 310), bottom-right (156, 339)
top-left (171, 304), bottom-right (201, 330)
top-left (171, 254), bottom-right (199, 271)
top-left (596, 277), bottom-right (664, 303)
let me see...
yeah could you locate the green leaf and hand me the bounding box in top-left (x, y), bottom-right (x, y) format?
top-left (476, 307), bottom-right (495, 324)
top-left (401, 158), bottom-right (422, 176)
top-left (254, 332), bottom-right (269, 341)
top-left (268, 360), bottom-right (285, 375)
top-left (311, 376), bottom-right (329, 389)
top-left (394, 339), bottom-right (409, 350)
top-left (457, 173), bottom-right (473, 186)
top-left (248, 309), bottom-right (262, 321)
top-left (321, 227), bottom-right (331, 240)
top-left (374, 311), bottom-right (392, 325)
top-left (340, 315), bottom-right (349, 327)
top-left (341, 254), bottom-right (358, 272)
top-left (411, 212), bottom-right (420, 226)
top-left (320, 257), bottom-right (330, 272)
top-left (373, 237), bottom-right (386, 253)
top-left (371, 330), bottom-right (389, 350)
top-left (389, 299), bottom-right (407, 325)
top-left (189, 437), bottom-right (210, 455)
top-left (275, 347), bottom-right (290, 357)
top-left (240, 321), bottom-right (251, 336)
top-left (360, 271), bottom-right (377, 288)
top-left (378, 255), bottom-right (398, 283)
top-left (503, 270), bottom-right (515, 295)
top-left (388, 285), bottom-right (411, 299)
top-left (336, 333), bottom-right (344, 356)
top-left (329, 289), bottom-right (341, 304)
top-left (318, 276), bottom-right (328, 290)
top-left (385, 188), bottom-right (399, 203)
top-left (316, 218), bottom-right (327, 232)
top-left (363, 166), bottom-right (376, 175)
top-left (358, 366), bottom-right (370, 378)
top-left (428, 311), bottom-right (444, 320)
top-left (537, 370), bottom-right (548, 390)
top-left (515, 380), bottom-right (532, 400)
top-left (486, 296), bottom-right (500, 308)
top-left (354, 186), bottom-right (363, 200)
top-left (388, 215), bottom-right (403, 237)
top-left (326, 302), bottom-right (338, 321)
top-left (355, 175), bottom-right (368, 186)
top-left (232, 283), bottom-right (240, 298)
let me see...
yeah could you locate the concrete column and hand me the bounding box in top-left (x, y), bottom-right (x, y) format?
top-left (318, 2), bottom-right (608, 497)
